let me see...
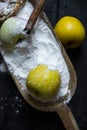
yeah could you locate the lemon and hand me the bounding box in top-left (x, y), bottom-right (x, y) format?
top-left (54, 16), bottom-right (86, 49)
top-left (26, 64), bottom-right (61, 100)
top-left (0, 17), bottom-right (26, 48)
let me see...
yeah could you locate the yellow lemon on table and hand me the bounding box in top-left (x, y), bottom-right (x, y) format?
top-left (54, 16), bottom-right (86, 49)
top-left (26, 64), bottom-right (61, 100)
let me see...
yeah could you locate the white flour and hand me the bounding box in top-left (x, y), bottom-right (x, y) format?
top-left (0, 1), bottom-right (16, 16)
top-left (0, 0), bottom-right (71, 102)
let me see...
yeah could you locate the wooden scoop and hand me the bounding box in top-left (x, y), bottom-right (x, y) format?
top-left (11, 1), bottom-right (79, 130)
top-left (12, 44), bottom-right (78, 130)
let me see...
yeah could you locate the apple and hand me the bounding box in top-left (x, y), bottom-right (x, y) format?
top-left (54, 16), bottom-right (86, 49)
top-left (26, 64), bottom-right (61, 100)
top-left (0, 17), bottom-right (27, 48)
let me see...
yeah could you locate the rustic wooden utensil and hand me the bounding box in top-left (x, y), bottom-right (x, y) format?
top-left (12, 44), bottom-right (78, 130)
top-left (24, 0), bottom-right (45, 34)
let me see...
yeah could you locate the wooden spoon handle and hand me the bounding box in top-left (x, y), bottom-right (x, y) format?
top-left (56, 104), bottom-right (80, 130)
top-left (25, 0), bottom-right (45, 34)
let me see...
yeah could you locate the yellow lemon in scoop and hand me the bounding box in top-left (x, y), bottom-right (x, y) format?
top-left (26, 64), bottom-right (61, 100)
top-left (0, 17), bottom-right (26, 48)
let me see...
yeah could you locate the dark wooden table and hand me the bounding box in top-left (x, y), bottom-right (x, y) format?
top-left (0, 0), bottom-right (87, 130)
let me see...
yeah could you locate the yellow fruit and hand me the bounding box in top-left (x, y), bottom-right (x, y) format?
top-left (26, 64), bottom-right (61, 100)
top-left (54, 16), bottom-right (86, 49)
